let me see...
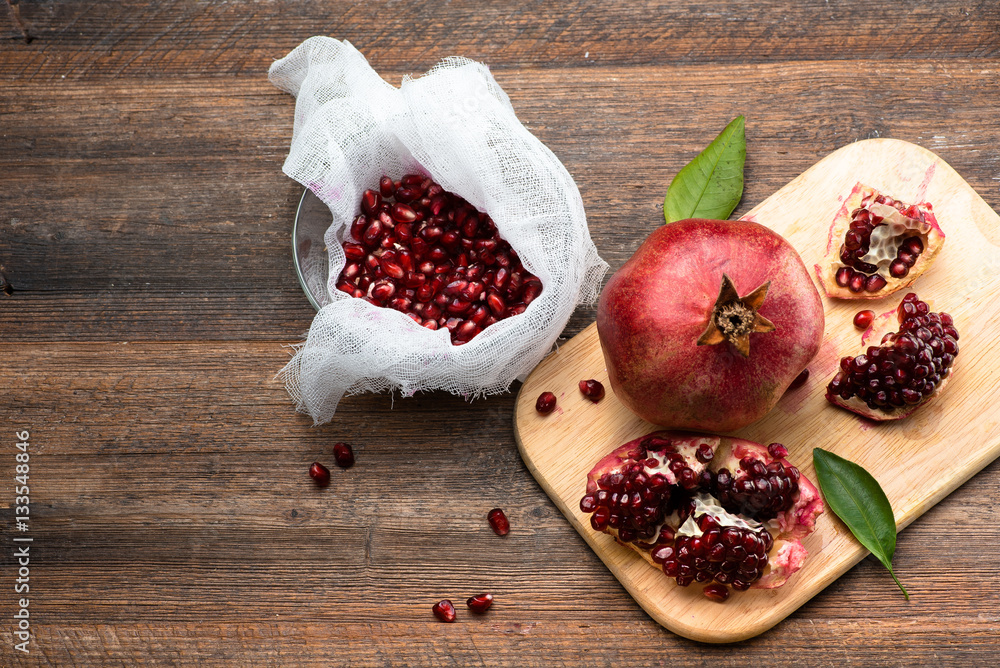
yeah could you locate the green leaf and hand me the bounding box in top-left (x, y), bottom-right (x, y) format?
top-left (663, 115), bottom-right (746, 223)
top-left (813, 448), bottom-right (909, 600)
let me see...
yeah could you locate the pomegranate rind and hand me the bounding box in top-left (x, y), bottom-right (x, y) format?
top-left (598, 219), bottom-right (825, 432)
top-left (755, 539), bottom-right (809, 589)
top-left (816, 183), bottom-right (945, 300)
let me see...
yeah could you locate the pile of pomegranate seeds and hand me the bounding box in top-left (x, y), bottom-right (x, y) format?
top-left (652, 515), bottom-right (773, 591)
top-left (707, 453), bottom-right (801, 522)
top-left (828, 293), bottom-right (959, 411)
top-left (834, 192), bottom-right (928, 294)
top-left (334, 174), bottom-right (543, 345)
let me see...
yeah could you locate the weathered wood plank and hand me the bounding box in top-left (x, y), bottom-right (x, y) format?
top-left (2, 0), bottom-right (999, 79)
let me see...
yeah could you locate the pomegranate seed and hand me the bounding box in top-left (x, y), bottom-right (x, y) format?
top-left (854, 309), bottom-right (875, 329)
top-left (343, 243), bottom-right (366, 261)
top-left (767, 443), bottom-right (788, 459)
top-left (309, 462), bottom-right (331, 487)
top-left (333, 442), bottom-right (355, 469)
top-left (835, 266), bottom-right (852, 288)
top-left (788, 368), bottom-right (809, 390)
top-left (579, 379), bottom-right (605, 403)
top-left (865, 274), bottom-right (887, 292)
top-left (889, 259), bottom-right (909, 278)
top-left (703, 584), bottom-right (730, 602)
top-left (379, 175), bottom-right (395, 197)
top-left (391, 203), bottom-right (417, 223)
top-left (848, 273), bottom-right (865, 293)
top-left (361, 189), bottom-right (381, 215)
top-left (362, 219), bottom-right (382, 247)
top-left (466, 593), bottom-right (494, 614)
top-left (395, 186), bottom-right (422, 203)
top-left (487, 508), bottom-right (510, 536)
top-left (695, 443), bottom-right (714, 463)
top-left (371, 280), bottom-right (396, 302)
top-left (432, 600), bottom-right (456, 623)
top-left (535, 391), bottom-right (557, 414)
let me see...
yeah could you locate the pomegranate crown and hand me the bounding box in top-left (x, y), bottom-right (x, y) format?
top-left (696, 274), bottom-right (775, 357)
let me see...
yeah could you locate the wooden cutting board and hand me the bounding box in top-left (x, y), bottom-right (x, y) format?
top-left (513, 139), bottom-right (1000, 643)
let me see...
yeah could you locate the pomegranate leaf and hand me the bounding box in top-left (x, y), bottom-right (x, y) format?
top-left (663, 115), bottom-right (745, 223)
top-left (812, 448), bottom-right (909, 600)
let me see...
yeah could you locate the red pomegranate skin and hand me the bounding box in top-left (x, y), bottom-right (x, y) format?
top-left (597, 219), bottom-right (824, 432)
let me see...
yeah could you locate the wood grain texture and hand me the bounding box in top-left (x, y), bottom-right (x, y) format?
top-left (2, 0), bottom-right (1000, 665)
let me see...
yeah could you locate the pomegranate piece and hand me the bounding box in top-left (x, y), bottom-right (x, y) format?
top-left (817, 183), bottom-right (945, 300)
top-left (332, 173), bottom-right (542, 345)
top-left (309, 461), bottom-right (331, 487)
top-left (853, 309), bottom-right (875, 330)
top-left (466, 593), bottom-right (494, 613)
top-left (432, 599), bottom-right (456, 623)
top-left (333, 442), bottom-right (355, 469)
top-left (580, 431), bottom-right (824, 599)
top-left (826, 293), bottom-right (959, 420)
top-left (535, 391), bottom-right (557, 414)
top-left (597, 219), bottom-right (824, 432)
top-left (487, 508), bottom-right (510, 536)
top-left (578, 379), bottom-right (605, 403)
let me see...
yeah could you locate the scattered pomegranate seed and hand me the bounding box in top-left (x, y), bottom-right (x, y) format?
top-left (466, 593), bottom-right (494, 614)
top-left (535, 391), bottom-right (557, 414)
top-left (432, 599), bottom-right (456, 622)
top-left (703, 583), bottom-right (730, 602)
top-left (853, 309), bottom-right (875, 330)
top-left (487, 508), bottom-right (510, 536)
top-left (333, 442), bottom-right (355, 469)
top-left (309, 462), bottom-right (331, 487)
top-left (787, 368), bottom-right (809, 390)
top-left (579, 379), bottom-right (605, 403)
top-left (334, 174), bottom-right (542, 345)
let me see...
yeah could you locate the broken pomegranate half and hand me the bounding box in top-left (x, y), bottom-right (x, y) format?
top-left (817, 183), bottom-right (944, 299)
top-left (827, 293), bottom-right (959, 420)
top-left (333, 173), bottom-right (543, 345)
top-left (579, 431), bottom-right (823, 601)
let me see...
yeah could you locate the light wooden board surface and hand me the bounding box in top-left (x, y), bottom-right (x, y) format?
top-left (513, 138), bottom-right (1000, 643)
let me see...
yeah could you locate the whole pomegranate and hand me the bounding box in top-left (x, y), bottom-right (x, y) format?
top-left (597, 219), bottom-right (824, 432)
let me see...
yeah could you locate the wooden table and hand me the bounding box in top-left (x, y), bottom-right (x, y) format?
top-left (2, 1), bottom-right (999, 665)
